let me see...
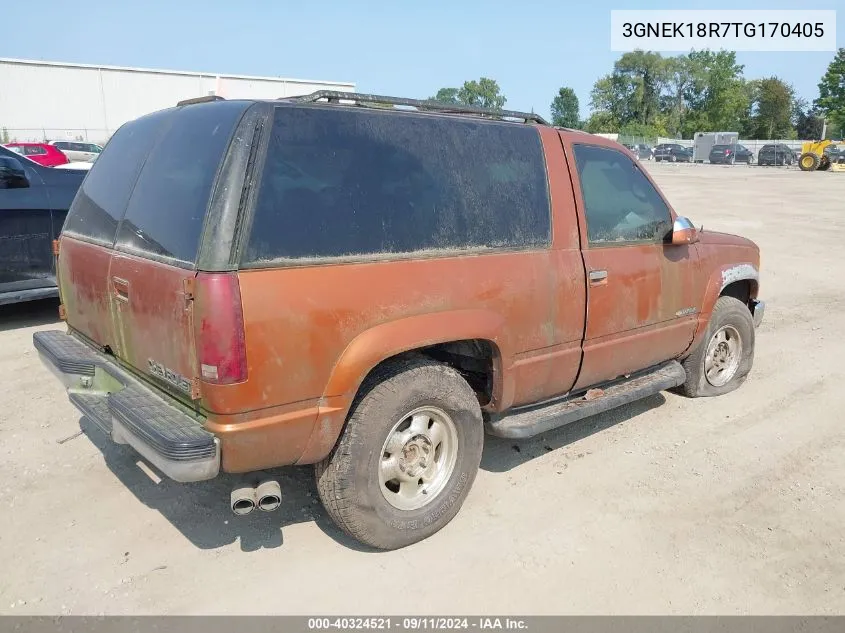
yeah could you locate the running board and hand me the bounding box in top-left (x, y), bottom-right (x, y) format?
top-left (485, 361), bottom-right (686, 439)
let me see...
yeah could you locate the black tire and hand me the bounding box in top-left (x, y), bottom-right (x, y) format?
top-left (315, 357), bottom-right (484, 550)
top-left (818, 157), bottom-right (831, 171)
top-left (677, 296), bottom-right (755, 398)
top-left (798, 152), bottom-right (820, 171)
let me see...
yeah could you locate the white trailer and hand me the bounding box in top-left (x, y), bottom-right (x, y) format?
top-left (693, 132), bottom-right (739, 163)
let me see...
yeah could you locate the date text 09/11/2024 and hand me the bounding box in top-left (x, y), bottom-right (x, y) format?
top-left (621, 21), bottom-right (825, 39)
top-left (307, 618), bottom-right (528, 631)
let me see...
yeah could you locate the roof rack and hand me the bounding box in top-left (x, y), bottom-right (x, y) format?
top-left (287, 90), bottom-right (548, 125)
top-left (176, 94), bottom-right (225, 107)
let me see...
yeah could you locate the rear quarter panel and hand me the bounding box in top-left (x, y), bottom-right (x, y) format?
top-left (205, 126), bottom-right (587, 468)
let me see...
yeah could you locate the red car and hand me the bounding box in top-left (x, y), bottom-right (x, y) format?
top-left (4, 142), bottom-right (69, 167)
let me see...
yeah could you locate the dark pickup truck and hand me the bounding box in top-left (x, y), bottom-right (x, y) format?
top-left (0, 145), bottom-right (86, 305)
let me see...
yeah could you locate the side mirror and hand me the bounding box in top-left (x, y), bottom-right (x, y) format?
top-left (0, 156), bottom-right (30, 189)
top-left (671, 216), bottom-right (699, 245)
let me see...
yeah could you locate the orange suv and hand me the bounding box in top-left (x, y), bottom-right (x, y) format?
top-left (34, 92), bottom-right (764, 549)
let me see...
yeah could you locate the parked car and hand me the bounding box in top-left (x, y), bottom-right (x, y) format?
top-left (624, 143), bottom-right (653, 161)
top-left (654, 143), bottom-right (693, 162)
top-left (0, 145), bottom-right (86, 305)
top-left (757, 144), bottom-right (796, 166)
top-left (33, 93), bottom-right (764, 550)
top-left (4, 142), bottom-right (70, 167)
top-left (54, 162), bottom-right (94, 171)
top-left (49, 140), bottom-right (103, 163)
top-left (709, 143), bottom-right (755, 165)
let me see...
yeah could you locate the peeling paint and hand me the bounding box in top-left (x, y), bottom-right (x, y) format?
top-left (720, 263), bottom-right (758, 292)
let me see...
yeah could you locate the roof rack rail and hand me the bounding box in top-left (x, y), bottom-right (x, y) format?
top-left (287, 90), bottom-right (548, 125)
top-left (176, 95), bottom-right (225, 107)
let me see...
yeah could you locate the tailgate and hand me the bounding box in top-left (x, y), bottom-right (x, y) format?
top-left (57, 99), bottom-right (252, 404)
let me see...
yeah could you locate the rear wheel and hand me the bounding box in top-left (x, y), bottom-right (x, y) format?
top-left (678, 296), bottom-right (755, 398)
top-left (799, 152), bottom-right (820, 171)
top-left (315, 357), bottom-right (484, 550)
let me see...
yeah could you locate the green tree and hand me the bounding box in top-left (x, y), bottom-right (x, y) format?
top-left (815, 48), bottom-right (845, 137)
top-left (550, 87), bottom-right (580, 128)
top-left (457, 77), bottom-right (506, 110)
top-left (661, 55), bottom-right (694, 137)
top-left (794, 99), bottom-right (825, 139)
top-left (613, 50), bottom-right (668, 126)
top-left (429, 88), bottom-right (459, 104)
top-left (747, 77), bottom-right (795, 138)
top-left (681, 50), bottom-right (748, 136)
top-left (588, 74), bottom-right (629, 130)
top-left (584, 111), bottom-right (618, 134)
top-left (429, 78), bottom-right (506, 110)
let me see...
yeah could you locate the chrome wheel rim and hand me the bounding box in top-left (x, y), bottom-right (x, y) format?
top-left (704, 325), bottom-right (742, 387)
top-left (378, 406), bottom-right (459, 511)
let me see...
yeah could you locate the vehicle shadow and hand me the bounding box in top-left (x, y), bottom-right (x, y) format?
top-left (78, 394), bottom-right (666, 553)
top-left (79, 416), bottom-right (368, 553)
top-left (480, 393), bottom-right (666, 472)
top-left (0, 298), bottom-right (61, 332)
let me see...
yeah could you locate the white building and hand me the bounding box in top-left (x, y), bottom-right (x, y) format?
top-left (0, 58), bottom-right (355, 144)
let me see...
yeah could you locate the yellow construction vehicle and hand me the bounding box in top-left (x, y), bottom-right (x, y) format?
top-left (797, 140), bottom-right (845, 172)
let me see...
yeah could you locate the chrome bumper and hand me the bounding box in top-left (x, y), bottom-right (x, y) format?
top-left (33, 330), bottom-right (220, 483)
top-left (752, 300), bottom-right (765, 328)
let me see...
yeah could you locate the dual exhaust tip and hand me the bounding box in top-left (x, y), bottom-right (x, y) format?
top-left (230, 479), bottom-right (281, 515)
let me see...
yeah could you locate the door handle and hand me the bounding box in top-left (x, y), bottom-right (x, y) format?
top-left (589, 270), bottom-right (608, 283)
top-left (112, 276), bottom-right (129, 302)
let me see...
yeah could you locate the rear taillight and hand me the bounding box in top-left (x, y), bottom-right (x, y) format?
top-left (195, 272), bottom-right (247, 385)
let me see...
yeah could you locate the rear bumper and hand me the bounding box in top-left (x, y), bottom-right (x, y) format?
top-left (33, 330), bottom-right (219, 482)
top-left (752, 300), bottom-right (765, 328)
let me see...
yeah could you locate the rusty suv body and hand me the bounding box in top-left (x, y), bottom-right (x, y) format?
top-left (34, 92), bottom-right (763, 549)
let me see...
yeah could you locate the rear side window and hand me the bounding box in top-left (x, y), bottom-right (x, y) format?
top-left (63, 110), bottom-right (169, 245)
top-left (114, 101), bottom-right (249, 265)
top-left (243, 106), bottom-right (550, 264)
top-left (24, 146), bottom-right (46, 156)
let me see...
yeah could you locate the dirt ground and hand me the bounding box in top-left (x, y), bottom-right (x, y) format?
top-left (1, 164), bottom-right (843, 615)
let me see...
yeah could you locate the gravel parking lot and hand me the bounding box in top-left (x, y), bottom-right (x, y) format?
top-left (1, 164), bottom-right (843, 615)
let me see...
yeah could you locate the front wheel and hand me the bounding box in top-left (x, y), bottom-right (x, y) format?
top-left (316, 357), bottom-right (484, 550)
top-left (677, 296), bottom-right (755, 398)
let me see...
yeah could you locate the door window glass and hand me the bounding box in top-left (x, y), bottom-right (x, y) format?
top-left (573, 144), bottom-right (672, 244)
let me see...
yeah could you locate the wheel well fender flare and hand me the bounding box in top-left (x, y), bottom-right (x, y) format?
top-left (321, 309), bottom-right (513, 404)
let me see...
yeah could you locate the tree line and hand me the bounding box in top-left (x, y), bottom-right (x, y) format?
top-left (429, 48), bottom-right (845, 140)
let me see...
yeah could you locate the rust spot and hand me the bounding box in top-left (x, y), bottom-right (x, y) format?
top-left (584, 388), bottom-right (604, 401)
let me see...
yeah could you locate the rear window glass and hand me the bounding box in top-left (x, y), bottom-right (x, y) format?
top-left (114, 101), bottom-right (248, 265)
top-left (62, 111), bottom-right (170, 245)
top-left (243, 106), bottom-right (550, 264)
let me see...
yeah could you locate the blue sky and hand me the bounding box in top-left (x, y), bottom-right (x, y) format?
top-left (1, 0), bottom-right (841, 120)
